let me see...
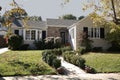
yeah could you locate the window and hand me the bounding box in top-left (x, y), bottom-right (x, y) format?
top-left (31, 30), bottom-right (36, 40)
top-left (83, 27), bottom-right (104, 38)
top-left (14, 30), bottom-right (19, 35)
top-left (25, 30), bottom-right (36, 40)
top-left (26, 30), bottom-right (30, 40)
top-left (25, 29), bottom-right (42, 40)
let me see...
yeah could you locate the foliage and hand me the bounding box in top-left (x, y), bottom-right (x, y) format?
top-left (63, 51), bottom-right (85, 69)
top-left (8, 34), bottom-right (23, 50)
top-left (34, 40), bottom-right (45, 50)
top-left (60, 46), bottom-right (72, 53)
top-left (59, 14), bottom-right (77, 20)
top-left (42, 50), bottom-right (61, 69)
top-left (92, 47), bottom-right (103, 52)
top-left (78, 16), bottom-right (85, 20)
top-left (81, 52), bottom-right (120, 73)
top-left (19, 44), bottom-right (29, 50)
top-left (76, 47), bottom-right (86, 55)
top-left (0, 0), bottom-right (28, 27)
top-left (34, 37), bottom-right (61, 50)
top-left (28, 16), bottom-right (42, 21)
top-left (0, 51), bottom-right (56, 76)
top-left (81, 32), bottom-right (93, 52)
top-left (52, 59), bottom-right (61, 69)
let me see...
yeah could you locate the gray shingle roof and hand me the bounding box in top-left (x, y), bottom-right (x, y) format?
top-left (12, 19), bottom-right (46, 29)
top-left (47, 18), bottom-right (78, 27)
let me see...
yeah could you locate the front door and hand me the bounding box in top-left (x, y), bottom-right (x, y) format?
top-left (60, 32), bottom-right (66, 44)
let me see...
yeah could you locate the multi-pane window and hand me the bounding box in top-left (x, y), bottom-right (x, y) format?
top-left (83, 27), bottom-right (104, 39)
top-left (31, 30), bottom-right (36, 40)
top-left (26, 30), bottom-right (30, 40)
top-left (25, 29), bottom-right (42, 40)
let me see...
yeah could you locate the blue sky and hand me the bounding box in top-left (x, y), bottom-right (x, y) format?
top-left (0, 0), bottom-right (92, 20)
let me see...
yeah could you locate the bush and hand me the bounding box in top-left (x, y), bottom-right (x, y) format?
top-left (52, 59), bottom-right (61, 69)
top-left (60, 46), bottom-right (72, 53)
top-left (42, 50), bottom-right (61, 69)
top-left (19, 44), bottom-right (29, 50)
top-left (34, 37), bottom-right (62, 50)
top-left (92, 47), bottom-right (103, 52)
top-left (63, 51), bottom-right (85, 69)
top-left (8, 34), bottom-right (23, 50)
top-left (34, 40), bottom-right (45, 50)
top-left (52, 48), bottom-right (62, 56)
top-left (76, 47), bottom-right (86, 55)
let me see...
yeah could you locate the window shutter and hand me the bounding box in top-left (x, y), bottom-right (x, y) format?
top-left (100, 28), bottom-right (105, 38)
top-left (14, 30), bottom-right (19, 35)
top-left (83, 27), bottom-right (88, 33)
top-left (42, 31), bottom-right (46, 39)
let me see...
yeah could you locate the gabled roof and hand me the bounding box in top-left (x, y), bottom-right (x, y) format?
top-left (47, 18), bottom-right (78, 27)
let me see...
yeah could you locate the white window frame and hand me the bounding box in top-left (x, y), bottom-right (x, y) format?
top-left (88, 27), bottom-right (101, 39)
top-left (24, 29), bottom-right (42, 41)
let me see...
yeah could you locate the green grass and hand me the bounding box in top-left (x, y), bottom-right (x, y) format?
top-left (81, 52), bottom-right (120, 73)
top-left (0, 50), bottom-right (56, 76)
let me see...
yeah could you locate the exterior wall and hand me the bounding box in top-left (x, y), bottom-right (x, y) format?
top-left (68, 25), bottom-right (77, 50)
top-left (47, 26), bottom-right (68, 43)
top-left (75, 16), bottom-right (111, 51)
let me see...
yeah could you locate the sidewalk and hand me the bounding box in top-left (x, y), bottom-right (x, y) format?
top-left (0, 48), bottom-right (9, 54)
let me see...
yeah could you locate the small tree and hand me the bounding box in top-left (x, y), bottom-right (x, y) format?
top-left (60, 14), bottom-right (77, 20)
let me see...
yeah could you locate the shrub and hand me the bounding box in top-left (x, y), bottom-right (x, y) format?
top-left (60, 46), bottom-right (72, 53)
top-left (34, 37), bottom-right (62, 50)
top-left (85, 65), bottom-right (96, 73)
top-left (92, 47), bottom-right (103, 52)
top-left (8, 34), bottom-right (23, 50)
top-left (45, 37), bottom-right (55, 49)
top-left (34, 40), bottom-right (45, 50)
top-left (52, 48), bottom-right (62, 56)
top-left (19, 44), bottom-right (29, 50)
top-left (76, 47), bottom-right (86, 55)
top-left (63, 51), bottom-right (85, 69)
top-left (42, 50), bottom-right (61, 69)
top-left (52, 59), bottom-right (61, 69)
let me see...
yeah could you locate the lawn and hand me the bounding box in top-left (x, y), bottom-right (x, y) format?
top-left (81, 52), bottom-right (120, 73)
top-left (0, 50), bottom-right (56, 76)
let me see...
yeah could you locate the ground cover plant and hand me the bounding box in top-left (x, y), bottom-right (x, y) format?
top-left (0, 50), bottom-right (56, 76)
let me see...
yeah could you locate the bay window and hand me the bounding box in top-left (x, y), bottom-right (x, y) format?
top-left (24, 29), bottom-right (42, 40)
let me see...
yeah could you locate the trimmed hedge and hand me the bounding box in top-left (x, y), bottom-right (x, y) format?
top-left (42, 50), bottom-right (61, 69)
top-left (62, 51), bottom-right (85, 69)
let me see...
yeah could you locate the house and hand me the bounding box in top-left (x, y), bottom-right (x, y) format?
top-left (10, 16), bottom-right (111, 50)
top-left (68, 16), bottom-right (111, 51)
top-left (11, 18), bottom-right (77, 48)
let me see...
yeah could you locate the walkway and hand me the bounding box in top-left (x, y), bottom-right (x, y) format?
top-left (0, 48), bottom-right (9, 54)
top-left (60, 57), bottom-right (120, 80)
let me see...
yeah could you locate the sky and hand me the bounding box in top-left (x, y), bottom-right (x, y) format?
top-left (0, 0), bottom-right (93, 20)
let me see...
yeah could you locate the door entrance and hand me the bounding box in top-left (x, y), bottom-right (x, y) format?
top-left (60, 32), bottom-right (66, 44)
